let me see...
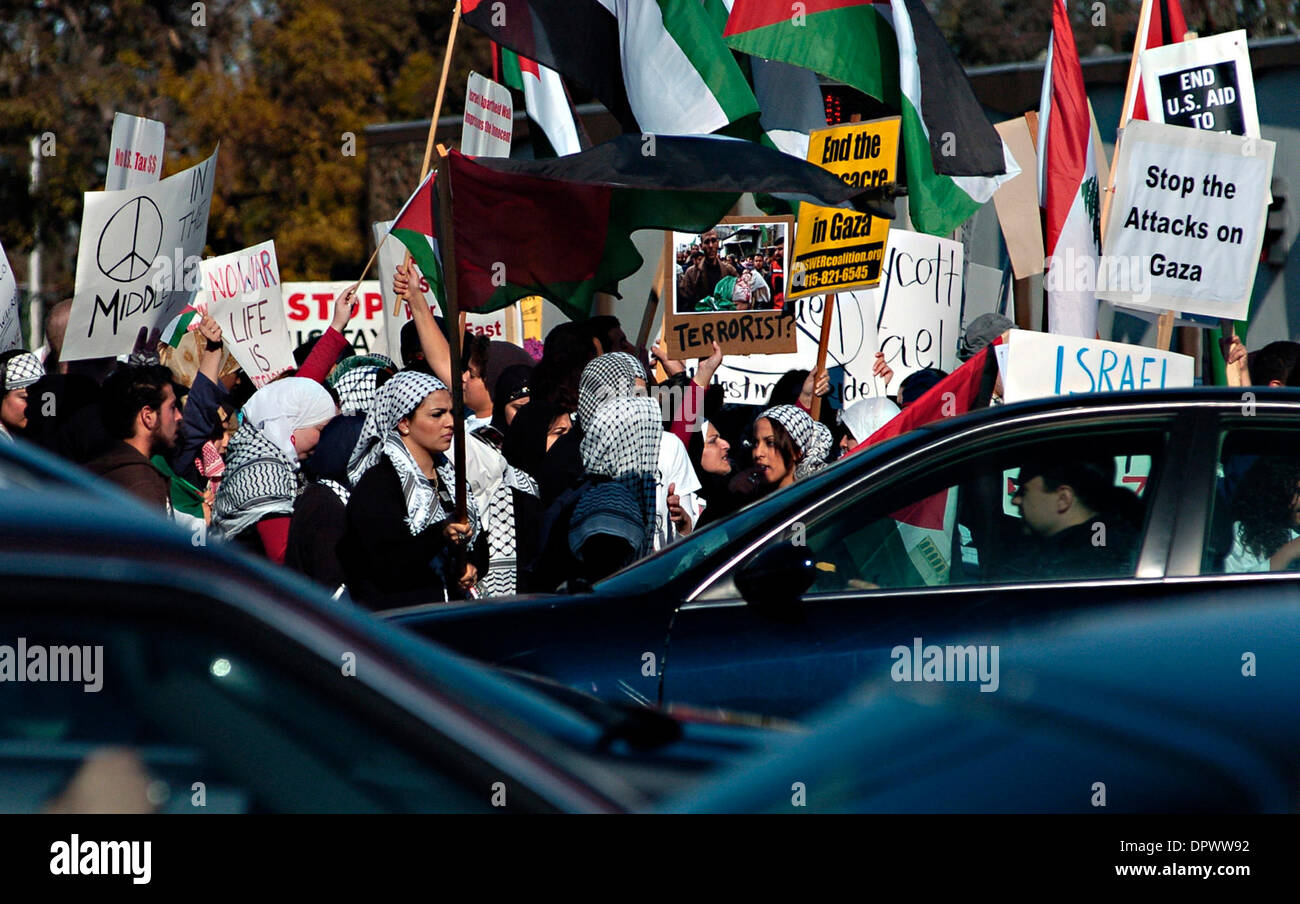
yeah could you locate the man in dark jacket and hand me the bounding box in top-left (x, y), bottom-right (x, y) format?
top-left (1002, 456), bottom-right (1140, 581)
top-left (86, 364), bottom-right (183, 511)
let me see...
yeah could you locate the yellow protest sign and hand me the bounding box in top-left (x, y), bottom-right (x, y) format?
top-left (789, 117), bottom-right (900, 299)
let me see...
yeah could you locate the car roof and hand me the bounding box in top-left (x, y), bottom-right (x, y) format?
top-left (662, 591), bottom-right (1300, 812)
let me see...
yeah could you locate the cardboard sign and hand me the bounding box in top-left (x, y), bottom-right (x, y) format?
top-left (992, 117), bottom-right (1044, 279)
top-left (707, 229), bottom-right (961, 406)
top-left (372, 220), bottom-right (523, 366)
top-left (788, 117), bottom-right (900, 299)
top-left (282, 281), bottom-right (386, 356)
top-left (64, 149), bottom-right (218, 362)
top-left (1141, 31), bottom-right (1259, 138)
top-left (0, 239), bottom-right (20, 352)
top-left (1001, 330), bottom-right (1194, 404)
top-left (106, 112), bottom-right (165, 191)
top-left (197, 241), bottom-right (294, 388)
top-left (462, 72), bottom-right (514, 158)
top-left (665, 216), bottom-right (796, 359)
top-left (1097, 120), bottom-right (1275, 320)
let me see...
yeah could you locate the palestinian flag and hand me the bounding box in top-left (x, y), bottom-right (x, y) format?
top-left (1124, 0), bottom-right (1190, 123)
top-left (386, 171), bottom-right (445, 303)
top-left (462, 0), bottom-right (759, 137)
top-left (1038, 0), bottom-right (1100, 339)
top-left (723, 0), bottom-right (1018, 237)
top-left (161, 305), bottom-right (201, 348)
top-left (498, 46), bottom-right (582, 156)
top-left (442, 134), bottom-right (877, 320)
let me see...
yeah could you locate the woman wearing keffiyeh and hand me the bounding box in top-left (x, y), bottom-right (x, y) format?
top-left (753, 404), bottom-right (832, 490)
top-left (341, 371), bottom-right (483, 609)
top-left (0, 350), bottom-right (44, 440)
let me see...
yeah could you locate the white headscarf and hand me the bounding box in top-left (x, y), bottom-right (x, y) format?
top-left (240, 378), bottom-right (337, 471)
top-left (840, 397), bottom-right (901, 444)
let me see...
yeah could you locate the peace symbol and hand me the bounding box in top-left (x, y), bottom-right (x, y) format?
top-left (97, 196), bottom-right (164, 283)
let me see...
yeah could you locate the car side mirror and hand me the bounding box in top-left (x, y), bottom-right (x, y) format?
top-left (734, 541), bottom-right (818, 611)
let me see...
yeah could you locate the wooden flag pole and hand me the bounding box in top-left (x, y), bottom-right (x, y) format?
top-left (809, 294), bottom-right (835, 422)
top-left (636, 242), bottom-right (670, 350)
top-left (394, 1), bottom-right (463, 317)
top-left (434, 146), bottom-right (468, 526)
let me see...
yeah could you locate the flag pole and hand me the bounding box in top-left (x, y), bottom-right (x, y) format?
top-left (636, 241), bottom-right (669, 350)
top-left (395, 0), bottom-right (463, 317)
top-left (1099, 0), bottom-right (1154, 248)
top-left (809, 294), bottom-right (835, 421)
top-left (434, 146), bottom-right (468, 527)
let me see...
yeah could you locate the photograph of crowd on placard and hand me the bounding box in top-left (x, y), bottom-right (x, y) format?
top-left (672, 220), bottom-right (788, 315)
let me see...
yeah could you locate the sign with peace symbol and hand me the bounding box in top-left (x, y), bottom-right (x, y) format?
top-left (96, 196), bottom-right (164, 283)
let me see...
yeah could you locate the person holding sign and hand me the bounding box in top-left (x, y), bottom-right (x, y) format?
top-left (343, 372), bottom-right (483, 609)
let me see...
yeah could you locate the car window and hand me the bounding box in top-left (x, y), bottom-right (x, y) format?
top-left (1203, 427), bottom-right (1300, 575)
top-left (0, 602), bottom-right (494, 813)
top-left (789, 427), bottom-right (1167, 593)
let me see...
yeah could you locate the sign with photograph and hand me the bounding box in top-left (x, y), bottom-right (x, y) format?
top-left (664, 216), bottom-right (796, 359)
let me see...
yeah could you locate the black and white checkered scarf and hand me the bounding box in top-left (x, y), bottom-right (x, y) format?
top-left (576, 352), bottom-right (644, 429)
top-left (760, 404), bottom-right (829, 481)
top-left (580, 395), bottom-right (661, 558)
top-left (348, 370), bottom-right (479, 539)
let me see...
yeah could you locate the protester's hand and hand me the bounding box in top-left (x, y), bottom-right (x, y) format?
top-left (394, 258), bottom-right (419, 303)
top-left (799, 366), bottom-right (830, 408)
top-left (197, 314), bottom-right (222, 348)
top-left (871, 351), bottom-right (894, 388)
top-left (458, 562), bottom-right (478, 591)
top-left (202, 484), bottom-right (216, 525)
top-left (667, 482), bottom-right (693, 535)
top-left (694, 341), bottom-right (724, 387)
top-left (330, 284), bottom-right (359, 332)
top-left (652, 342), bottom-right (685, 377)
top-left (128, 326), bottom-right (163, 366)
top-left (1220, 333), bottom-right (1246, 366)
top-left (442, 519), bottom-right (472, 545)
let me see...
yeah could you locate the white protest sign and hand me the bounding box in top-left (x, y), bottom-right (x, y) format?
top-left (462, 72), bottom-right (513, 158)
top-left (106, 112), bottom-right (165, 191)
top-left (64, 148), bottom-right (218, 362)
top-left (373, 220), bottom-right (522, 366)
top-left (710, 229), bottom-right (961, 406)
top-left (283, 281), bottom-right (386, 357)
top-left (1141, 31), bottom-right (1259, 138)
top-left (197, 241), bottom-right (294, 388)
top-left (0, 239), bottom-right (20, 352)
top-left (1001, 329), bottom-right (1194, 405)
top-left (1097, 120), bottom-right (1274, 320)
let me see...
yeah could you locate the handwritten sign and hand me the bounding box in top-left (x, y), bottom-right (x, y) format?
top-left (197, 241), bottom-right (294, 388)
top-left (789, 117), bottom-right (900, 299)
top-left (461, 72), bottom-right (513, 158)
top-left (283, 281), bottom-right (385, 356)
top-left (1097, 120), bottom-right (1275, 320)
top-left (1001, 330), bottom-right (1194, 404)
top-left (1141, 30), bottom-right (1259, 138)
top-left (64, 149), bottom-right (218, 362)
top-left (706, 230), bottom-right (960, 406)
top-left (106, 112), bottom-right (165, 191)
top-left (0, 239), bottom-right (19, 352)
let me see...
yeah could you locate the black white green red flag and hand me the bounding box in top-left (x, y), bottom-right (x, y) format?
top-left (722, 0), bottom-right (1018, 237)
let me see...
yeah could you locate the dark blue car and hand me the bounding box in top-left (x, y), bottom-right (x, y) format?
top-left (389, 389), bottom-right (1300, 719)
top-left (661, 588), bottom-right (1300, 812)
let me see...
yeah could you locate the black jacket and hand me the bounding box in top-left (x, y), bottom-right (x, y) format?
top-left (341, 457), bottom-right (485, 610)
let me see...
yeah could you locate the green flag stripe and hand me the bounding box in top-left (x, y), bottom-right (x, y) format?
top-left (655, 0), bottom-right (759, 125)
